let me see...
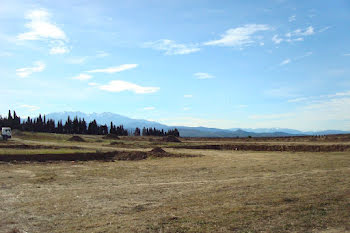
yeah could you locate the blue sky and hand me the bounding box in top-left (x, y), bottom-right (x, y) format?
top-left (1, 0), bottom-right (350, 131)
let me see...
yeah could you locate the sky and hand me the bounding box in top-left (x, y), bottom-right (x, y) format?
top-left (0, 0), bottom-right (350, 131)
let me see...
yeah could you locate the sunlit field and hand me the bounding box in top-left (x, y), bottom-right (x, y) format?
top-left (1, 132), bottom-right (349, 232)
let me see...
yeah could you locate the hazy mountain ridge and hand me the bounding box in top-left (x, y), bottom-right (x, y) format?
top-left (45, 112), bottom-right (350, 137)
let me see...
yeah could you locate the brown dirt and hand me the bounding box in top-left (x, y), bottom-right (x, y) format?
top-left (103, 134), bottom-right (120, 140)
top-left (149, 147), bottom-right (197, 158)
top-left (175, 143), bottom-right (350, 152)
top-left (151, 147), bottom-right (167, 153)
top-left (163, 135), bottom-right (181, 142)
top-left (0, 144), bottom-right (81, 150)
top-left (67, 136), bottom-right (85, 142)
top-left (0, 151), bottom-right (149, 163)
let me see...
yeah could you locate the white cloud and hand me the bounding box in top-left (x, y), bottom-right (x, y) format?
top-left (88, 64), bottom-right (138, 74)
top-left (272, 35), bottom-right (283, 44)
top-left (184, 94), bottom-right (193, 98)
top-left (287, 97), bottom-right (308, 103)
top-left (183, 107), bottom-right (191, 111)
top-left (17, 9), bottom-right (69, 54)
top-left (274, 26), bottom-right (315, 45)
top-left (19, 104), bottom-right (40, 111)
top-left (99, 80), bottom-right (159, 94)
top-left (144, 39), bottom-right (200, 55)
top-left (204, 24), bottom-right (270, 47)
top-left (16, 61), bottom-right (45, 78)
top-left (72, 74), bottom-right (92, 81)
top-left (319, 26), bottom-right (331, 33)
top-left (249, 113), bottom-right (294, 120)
top-left (96, 51), bottom-right (109, 58)
top-left (66, 57), bottom-right (88, 64)
top-left (144, 107), bottom-right (155, 110)
top-left (327, 90), bottom-right (350, 98)
top-left (194, 72), bottom-right (214, 79)
top-left (50, 46), bottom-right (69, 54)
top-left (236, 105), bottom-right (248, 108)
top-left (0, 51), bottom-right (13, 57)
top-left (343, 53), bottom-right (350, 57)
top-left (280, 58), bottom-right (291, 66)
top-left (88, 82), bottom-right (99, 86)
top-left (287, 26), bottom-right (314, 37)
top-left (288, 15), bottom-right (296, 22)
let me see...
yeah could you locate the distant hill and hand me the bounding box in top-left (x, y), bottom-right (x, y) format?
top-left (45, 111), bottom-right (350, 137)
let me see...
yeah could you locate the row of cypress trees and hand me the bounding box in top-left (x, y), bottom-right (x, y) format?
top-left (0, 110), bottom-right (180, 137)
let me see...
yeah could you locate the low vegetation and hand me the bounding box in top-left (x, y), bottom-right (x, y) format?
top-left (0, 132), bottom-right (349, 232)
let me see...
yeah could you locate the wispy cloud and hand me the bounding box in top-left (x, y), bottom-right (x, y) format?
top-left (278, 52), bottom-right (312, 66)
top-left (319, 26), bottom-right (331, 33)
top-left (144, 39), bottom-right (200, 55)
top-left (49, 41), bottom-right (69, 54)
top-left (280, 58), bottom-right (291, 66)
top-left (0, 51), bottom-right (13, 57)
top-left (17, 9), bottom-right (69, 54)
top-left (72, 74), bottom-right (92, 81)
top-left (343, 53), bottom-right (350, 57)
top-left (88, 64), bottom-right (138, 74)
top-left (88, 82), bottom-right (99, 86)
top-left (287, 26), bottom-right (314, 37)
top-left (194, 72), bottom-right (214, 79)
top-left (272, 35), bottom-right (283, 44)
top-left (272, 26), bottom-right (314, 44)
top-left (19, 104), bottom-right (40, 111)
top-left (249, 112), bottom-right (294, 120)
top-left (16, 61), bottom-right (45, 78)
top-left (143, 107), bottom-right (155, 110)
top-left (203, 24), bottom-right (270, 47)
top-left (96, 51), bottom-right (109, 58)
top-left (183, 107), bottom-right (191, 111)
top-left (184, 94), bottom-right (193, 98)
top-left (99, 80), bottom-right (159, 94)
top-left (287, 97), bottom-right (308, 103)
top-left (66, 57), bottom-right (88, 64)
top-left (288, 15), bottom-right (296, 22)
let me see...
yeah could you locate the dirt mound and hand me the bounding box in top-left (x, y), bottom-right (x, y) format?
top-left (0, 150), bottom-right (150, 163)
top-left (68, 136), bottom-right (86, 142)
top-left (163, 135), bottom-right (181, 143)
top-left (151, 147), bottom-right (167, 153)
top-left (115, 151), bottom-right (148, 160)
top-left (176, 143), bottom-right (350, 152)
top-left (103, 134), bottom-right (120, 139)
top-left (148, 147), bottom-right (197, 158)
top-left (0, 151), bottom-right (115, 162)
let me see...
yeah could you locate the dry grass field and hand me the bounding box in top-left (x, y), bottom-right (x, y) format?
top-left (1, 132), bottom-right (350, 232)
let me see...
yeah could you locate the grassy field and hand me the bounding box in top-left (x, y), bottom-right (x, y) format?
top-left (1, 132), bottom-right (350, 232)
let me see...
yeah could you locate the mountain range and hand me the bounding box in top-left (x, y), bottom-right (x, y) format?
top-left (45, 111), bottom-right (350, 137)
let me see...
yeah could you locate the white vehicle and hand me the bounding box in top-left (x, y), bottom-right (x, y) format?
top-left (1, 127), bottom-right (12, 140)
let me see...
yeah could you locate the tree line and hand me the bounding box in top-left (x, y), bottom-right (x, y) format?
top-left (0, 110), bottom-right (180, 137)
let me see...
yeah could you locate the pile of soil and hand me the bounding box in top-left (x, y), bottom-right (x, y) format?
top-left (0, 150), bottom-right (149, 163)
top-left (149, 147), bottom-right (170, 157)
top-left (176, 143), bottom-right (350, 152)
top-left (150, 147), bottom-right (166, 153)
top-left (68, 136), bottom-right (86, 142)
top-left (163, 135), bottom-right (181, 143)
top-left (0, 144), bottom-right (81, 150)
top-left (115, 151), bottom-right (148, 161)
top-left (0, 151), bottom-right (115, 162)
top-left (103, 134), bottom-right (120, 140)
